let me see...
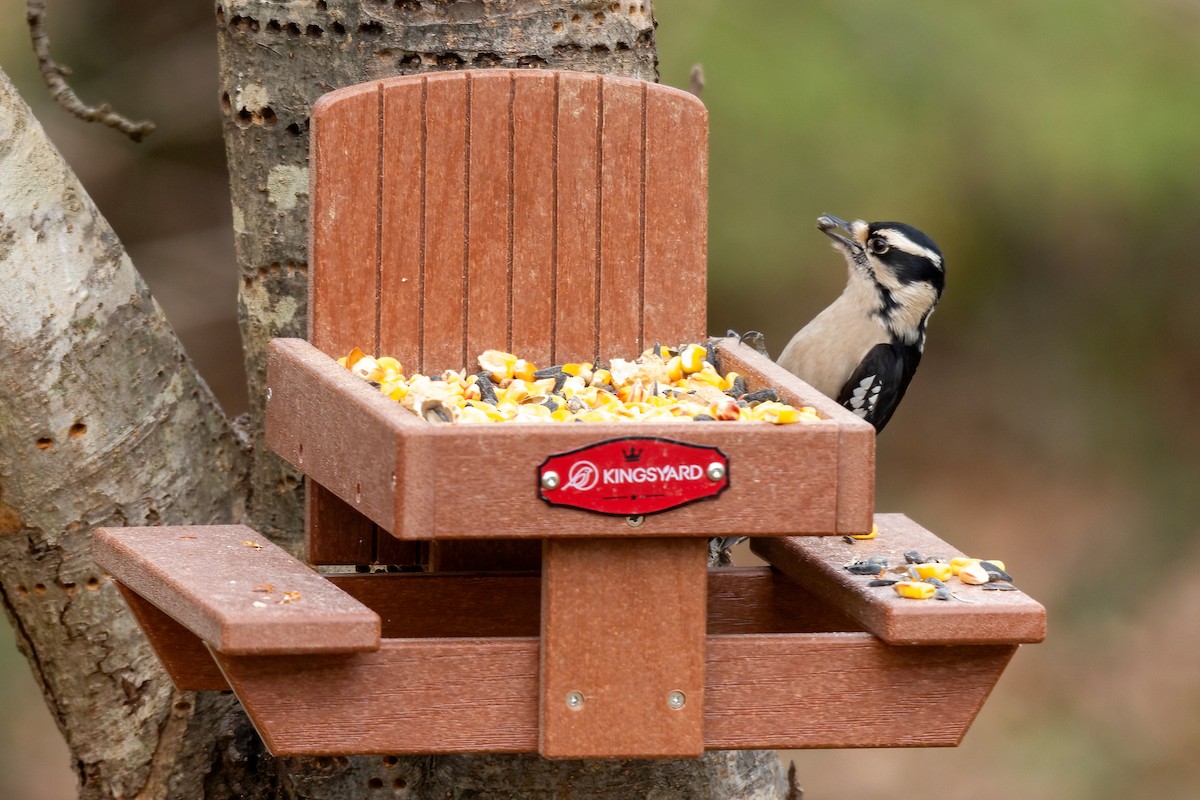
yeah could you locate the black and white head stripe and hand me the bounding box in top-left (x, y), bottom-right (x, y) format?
top-left (868, 222), bottom-right (946, 293)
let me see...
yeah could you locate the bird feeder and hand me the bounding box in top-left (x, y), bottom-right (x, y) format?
top-left (94, 70), bottom-right (1044, 760)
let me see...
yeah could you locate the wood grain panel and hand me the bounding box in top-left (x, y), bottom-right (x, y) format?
top-left (598, 77), bottom-right (645, 358)
top-left (309, 82), bottom-right (381, 357)
top-left (509, 72), bottom-right (557, 365)
top-left (215, 638), bottom-right (541, 755)
top-left (752, 514), bottom-right (1048, 646)
top-left (552, 72), bottom-right (601, 364)
top-left (205, 632), bottom-right (1013, 755)
top-left (378, 76), bottom-right (425, 367)
top-left (306, 483), bottom-right (373, 565)
top-left (643, 85), bottom-right (707, 349)
top-left (540, 538), bottom-right (707, 758)
top-left (94, 525), bottom-right (380, 655)
top-left (704, 635), bottom-right (1016, 749)
top-left (465, 72), bottom-right (513, 359)
top-left (421, 73), bottom-right (469, 372)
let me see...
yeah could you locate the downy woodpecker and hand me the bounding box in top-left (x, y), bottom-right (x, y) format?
top-left (777, 214), bottom-right (945, 433)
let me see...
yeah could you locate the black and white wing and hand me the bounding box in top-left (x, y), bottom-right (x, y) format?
top-left (835, 342), bottom-right (922, 432)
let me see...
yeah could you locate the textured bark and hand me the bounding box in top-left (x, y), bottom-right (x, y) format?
top-left (0, 68), bottom-right (252, 798)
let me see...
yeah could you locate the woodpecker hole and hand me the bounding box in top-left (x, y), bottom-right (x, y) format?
top-left (367, 778), bottom-right (383, 790)
top-left (69, 422), bottom-right (87, 438)
top-left (382, 755), bottom-right (399, 766)
top-left (394, 777), bottom-right (407, 789)
top-left (85, 576), bottom-right (101, 590)
top-left (358, 21), bottom-right (384, 35)
top-left (306, 24), bottom-right (324, 37)
top-left (33, 583), bottom-right (46, 595)
top-left (35, 437), bottom-right (53, 449)
top-left (552, 22), bottom-right (563, 32)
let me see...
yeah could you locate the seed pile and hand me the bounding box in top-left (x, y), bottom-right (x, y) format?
top-left (337, 344), bottom-right (821, 425)
top-left (844, 549), bottom-right (1019, 601)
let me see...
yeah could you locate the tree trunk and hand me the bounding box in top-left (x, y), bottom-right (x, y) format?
top-left (0, 1), bottom-right (792, 796)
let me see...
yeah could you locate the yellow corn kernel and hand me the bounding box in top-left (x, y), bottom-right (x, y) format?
top-left (512, 359), bottom-right (536, 382)
top-left (343, 347), bottom-right (367, 371)
top-left (895, 581), bottom-right (936, 600)
top-left (502, 379), bottom-right (531, 404)
top-left (385, 384), bottom-right (408, 402)
top-left (949, 557), bottom-right (980, 576)
top-left (666, 355), bottom-right (685, 382)
top-left (680, 343), bottom-right (708, 374)
top-left (590, 368), bottom-right (613, 387)
top-left (688, 366), bottom-right (724, 388)
top-left (849, 523), bottom-right (879, 541)
top-left (463, 382), bottom-right (482, 402)
top-left (376, 356), bottom-right (403, 373)
top-left (550, 407), bottom-right (575, 422)
top-left (720, 371), bottom-right (742, 392)
top-left (958, 563), bottom-right (991, 585)
top-left (914, 562), bottom-right (953, 582)
top-left (350, 355), bottom-right (381, 381)
top-left (478, 349), bottom-right (518, 381)
top-left (711, 396), bottom-right (741, 421)
top-left (458, 405), bottom-right (493, 424)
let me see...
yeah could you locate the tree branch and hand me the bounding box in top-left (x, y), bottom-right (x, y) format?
top-left (25, 0), bottom-right (156, 141)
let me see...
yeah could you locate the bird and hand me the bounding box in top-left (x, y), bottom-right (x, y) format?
top-left (776, 214), bottom-right (946, 433)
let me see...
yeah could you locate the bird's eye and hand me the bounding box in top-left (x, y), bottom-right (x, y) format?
top-left (868, 237), bottom-right (890, 255)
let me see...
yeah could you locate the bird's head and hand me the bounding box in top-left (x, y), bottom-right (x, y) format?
top-left (816, 214), bottom-right (946, 348)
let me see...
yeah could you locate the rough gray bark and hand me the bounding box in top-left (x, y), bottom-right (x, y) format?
top-left (0, 68), bottom-right (251, 798)
top-left (0, 1), bottom-right (792, 796)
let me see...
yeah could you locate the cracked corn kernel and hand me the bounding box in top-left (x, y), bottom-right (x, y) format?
top-left (913, 562), bottom-right (953, 582)
top-left (895, 581), bottom-right (936, 599)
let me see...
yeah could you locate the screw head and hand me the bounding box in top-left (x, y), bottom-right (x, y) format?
top-left (566, 690), bottom-right (585, 710)
top-left (266, 387), bottom-right (273, 402)
top-left (541, 471), bottom-right (561, 491)
top-left (667, 690), bottom-right (686, 710)
top-left (705, 462), bottom-right (725, 482)
top-left (625, 515), bottom-right (644, 528)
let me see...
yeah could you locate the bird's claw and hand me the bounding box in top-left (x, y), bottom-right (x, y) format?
top-left (725, 329), bottom-right (769, 358)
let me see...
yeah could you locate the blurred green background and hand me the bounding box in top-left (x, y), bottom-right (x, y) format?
top-left (2, 1), bottom-right (1198, 797)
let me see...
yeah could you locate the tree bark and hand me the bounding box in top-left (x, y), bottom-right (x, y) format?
top-left (0, 1), bottom-right (791, 796)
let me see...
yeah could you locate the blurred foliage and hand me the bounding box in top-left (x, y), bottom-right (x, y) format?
top-left (2, 0), bottom-right (1199, 797)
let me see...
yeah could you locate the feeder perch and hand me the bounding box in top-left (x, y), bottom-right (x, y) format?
top-left (94, 70), bottom-right (1044, 761)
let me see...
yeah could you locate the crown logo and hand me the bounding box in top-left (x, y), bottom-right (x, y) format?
top-left (622, 446), bottom-right (643, 463)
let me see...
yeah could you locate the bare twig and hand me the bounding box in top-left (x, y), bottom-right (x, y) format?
top-left (688, 63), bottom-right (705, 98)
top-left (26, 0), bottom-right (155, 142)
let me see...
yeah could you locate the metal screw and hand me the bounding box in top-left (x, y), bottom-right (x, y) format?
top-left (705, 462), bottom-right (725, 482)
top-left (667, 690), bottom-right (686, 710)
top-left (541, 471), bottom-right (560, 491)
top-left (626, 515), bottom-right (644, 528)
top-left (566, 690), bottom-right (585, 710)
top-left (266, 387), bottom-right (273, 402)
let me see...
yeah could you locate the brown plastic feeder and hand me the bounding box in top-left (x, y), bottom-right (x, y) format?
top-left (94, 70), bottom-right (1044, 761)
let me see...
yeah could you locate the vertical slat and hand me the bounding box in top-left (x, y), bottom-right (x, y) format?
top-left (597, 78), bottom-right (645, 359)
top-left (421, 73), bottom-right (469, 372)
top-left (552, 72), bottom-right (601, 364)
top-left (309, 82), bottom-right (381, 357)
top-left (308, 84), bottom-right (384, 566)
top-left (540, 538), bottom-right (707, 758)
top-left (465, 72), bottom-right (513, 359)
top-left (643, 87), bottom-right (707, 348)
top-left (510, 73), bottom-right (556, 365)
top-left (378, 78), bottom-right (426, 368)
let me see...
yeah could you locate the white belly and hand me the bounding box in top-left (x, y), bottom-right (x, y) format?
top-left (776, 294), bottom-right (887, 400)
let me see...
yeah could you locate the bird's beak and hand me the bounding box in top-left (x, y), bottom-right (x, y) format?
top-left (816, 214), bottom-right (864, 254)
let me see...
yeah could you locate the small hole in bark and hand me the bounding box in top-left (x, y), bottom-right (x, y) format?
top-left (285, 22), bottom-right (301, 36)
top-left (16, 585), bottom-right (28, 597)
top-left (62, 582), bottom-right (76, 595)
top-left (552, 21), bottom-right (563, 32)
top-left (393, 777), bottom-right (407, 789)
top-left (317, 0), bottom-right (327, 9)
top-left (517, 55), bottom-right (549, 68)
top-left (69, 422), bottom-right (87, 438)
top-left (359, 21), bottom-right (384, 35)
top-left (399, 53), bottom-right (422, 68)
top-left (382, 755), bottom-right (398, 766)
top-left (332, 20), bottom-right (346, 35)
top-left (570, 14), bottom-right (581, 23)
top-left (236, 108), bottom-right (253, 127)
top-left (86, 576), bottom-right (101, 590)
top-left (306, 24), bottom-right (324, 37)
top-left (367, 778), bottom-right (383, 790)
top-left (395, 0), bottom-right (421, 10)
top-left (267, 19), bottom-right (282, 32)
top-left (436, 53), bottom-right (465, 68)
top-left (594, 11), bottom-right (605, 22)
top-left (216, 6), bottom-right (225, 24)
top-left (220, 91), bottom-right (232, 113)
top-left (35, 437), bottom-right (53, 449)
top-left (174, 700), bottom-right (191, 712)
top-left (33, 583), bottom-right (46, 595)
top-left (261, 106), bottom-right (278, 126)
top-left (285, 121), bottom-right (303, 135)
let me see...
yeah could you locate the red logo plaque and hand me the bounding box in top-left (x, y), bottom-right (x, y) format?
top-left (537, 437), bottom-right (729, 516)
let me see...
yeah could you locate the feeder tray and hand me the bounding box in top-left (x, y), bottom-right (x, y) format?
top-left (94, 70), bottom-right (1044, 761)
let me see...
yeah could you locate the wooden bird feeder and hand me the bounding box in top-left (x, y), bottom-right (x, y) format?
top-left (94, 70), bottom-right (1044, 760)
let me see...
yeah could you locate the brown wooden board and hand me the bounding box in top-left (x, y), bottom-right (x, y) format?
top-left (266, 337), bottom-right (871, 539)
top-left (94, 525), bottom-right (380, 655)
top-left (205, 633), bottom-right (1013, 755)
top-left (539, 538), bottom-right (707, 758)
top-left (752, 513), bottom-right (1048, 646)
